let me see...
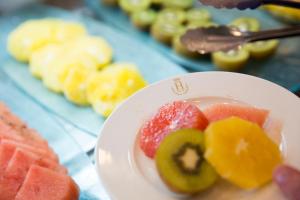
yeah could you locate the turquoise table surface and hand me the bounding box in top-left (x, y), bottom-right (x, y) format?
top-left (0, 4), bottom-right (187, 137)
top-left (86, 0), bottom-right (300, 90)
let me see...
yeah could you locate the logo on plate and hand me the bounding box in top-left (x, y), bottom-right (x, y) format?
top-left (172, 78), bottom-right (189, 95)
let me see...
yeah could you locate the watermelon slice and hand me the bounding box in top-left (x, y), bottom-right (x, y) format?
top-left (15, 165), bottom-right (79, 200)
top-left (0, 141), bottom-right (15, 174)
top-left (0, 149), bottom-right (67, 200)
top-left (139, 101), bottom-right (208, 158)
top-left (203, 103), bottom-right (269, 127)
top-left (0, 139), bottom-right (58, 162)
top-left (0, 127), bottom-right (55, 156)
top-left (0, 103), bottom-right (50, 148)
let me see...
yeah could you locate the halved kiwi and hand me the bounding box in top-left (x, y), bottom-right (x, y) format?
top-left (155, 129), bottom-right (218, 194)
top-left (151, 22), bottom-right (183, 44)
top-left (187, 21), bottom-right (218, 29)
top-left (186, 8), bottom-right (211, 23)
top-left (156, 8), bottom-right (187, 24)
top-left (212, 48), bottom-right (250, 71)
top-left (230, 17), bottom-right (260, 32)
top-left (162, 0), bottom-right (194, 9)
top-left (131, 9), bottom-right (157, 30)
top-left (245, 40), bottom-right (279, 59)
top-left (119, 0), bottom-right (151, 13)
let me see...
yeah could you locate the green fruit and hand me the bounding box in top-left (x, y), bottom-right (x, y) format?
top-left (102, 0), bottom-right (118, 6)
top-left (162, 0), bottom-right (194, 9)
top-left (212, 48), bottom-right (250, 71)
top-left (119, 0), bottom-right (151, 13)
top-left (156, 8), bottom-right (186, 24)
top-left (187, 21), bottom-right (218, 29)
top-left (186, 8), bottom-right (211, 23)
top-left (151, 22), bottom-right (183, 44)
top-left (230, 17), bottom-right (260, 32)
top-left (155, 129), bottom-right (218, 194)
top-left (131, 9), bottom-right (157, 30)
top-left (151, 0), bottom-right (163, 5)
top-left (245, 40), bottom-right (279, 59)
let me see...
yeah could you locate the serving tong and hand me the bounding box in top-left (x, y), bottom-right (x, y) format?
top-left (181, 25), bottom-right (300, 54)
top-left (199, 0), bottom-right (300, 10)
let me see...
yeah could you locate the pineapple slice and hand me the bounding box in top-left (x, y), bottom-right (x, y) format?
top-left (205, 117), bottom-right (282, 189)
top-left (42, 52), bottom-right (98, 93)
top-left (71, 36), bottom-right (113, 69)
top-left (7, 20), bottom-right (54, 62)
top-left (87, 63), bottom-right (147, 117)
top-left (63, 66), bottom-right (91, 106)
top-left (29, 44), bottom-right (63, 79)
top-left (51, 20), bottom-right (86, 42)
top-left (7, 19), bottom-right (86, 62)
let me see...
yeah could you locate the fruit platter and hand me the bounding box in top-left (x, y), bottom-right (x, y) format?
top-left (96, 72), bottom-right (300, 199)
top-left (86, 0), bottom-right (300, 89)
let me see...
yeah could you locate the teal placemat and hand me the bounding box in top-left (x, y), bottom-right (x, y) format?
top-left (0, 4), bottom-right (187, 137)
top-left (86, 0), bottom-right (300, 89)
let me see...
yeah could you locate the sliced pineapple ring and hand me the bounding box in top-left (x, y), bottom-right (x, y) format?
top-left (42, 52), bottom-right (98, 93)
top-left (87, 63), bottom-right (147, 117)
top-left (29, 44), bottom-right (63, 79)
top-left (205, 117), bottom-right (282, 189)
top-left (7, 19), bottom-right (86, 62)
top-left (63, 66), bottom-right (92, 106)
top-left (71, 36), bottom-right (113, 69)
top-left (7, 20), bottom-right (54, 62)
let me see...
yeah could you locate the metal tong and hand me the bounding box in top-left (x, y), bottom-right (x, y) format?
top-left (199, 0), bottom-right (300, 10)
top-left (181, 25), bottom-right (300, 54)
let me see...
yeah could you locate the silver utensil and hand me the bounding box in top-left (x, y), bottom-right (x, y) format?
top-left (199, 0), bottom-right (300, 10)
top-left (181, 25), bottom-right (300, 54)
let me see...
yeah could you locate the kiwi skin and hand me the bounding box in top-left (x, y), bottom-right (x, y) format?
top-left (155, 129), bottom-right (218, 195)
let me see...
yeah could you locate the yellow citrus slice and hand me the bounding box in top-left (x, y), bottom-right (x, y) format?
top-left (205, 117), bottom-right (282, 189)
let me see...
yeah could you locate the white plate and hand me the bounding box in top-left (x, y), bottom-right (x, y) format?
top-left (95, 72), bottom-right (300, 200)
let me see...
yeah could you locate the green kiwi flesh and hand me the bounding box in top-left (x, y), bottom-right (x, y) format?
top-left (230, 17), bottom-right (260, 32)
top-left (155, 129), bottom-right (218, 194)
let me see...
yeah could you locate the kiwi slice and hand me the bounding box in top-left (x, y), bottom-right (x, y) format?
top-left (245, 40), bottom-right (279, 59)
top-left (212, 48), bottom-right (250, 71)
top-left (151, 22), bottom-right (183, 44)
top-left (162, 0), bottom-right (194, 9)
top-left (187, 21), bottom-right (218, 29)
top-left (155, 129), bottom-right (218, 194)
top-left (119, 0), bottom-right (151, 13)
top-left (131, 9), bottom-right (157, 30)
top-left (156, 8), bottom-right (186, 24)
top-left (186, 8), bottom-right (211, 23)
top-left (230, 17), bottom-right (260, 32)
